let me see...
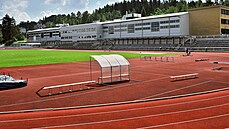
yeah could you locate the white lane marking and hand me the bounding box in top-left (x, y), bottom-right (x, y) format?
top-left (138, 81), bottom-right (211, 100)
top-left (137, 114), bottom-right (229, 129)
top-left (1, 92), bottom-right (229, 123)
top-left (30, 103), bottom-right (229, 129)
top-left (30, 71), bottom-right (100, 80)
top-left (0, 76), bottom-right (169, 108)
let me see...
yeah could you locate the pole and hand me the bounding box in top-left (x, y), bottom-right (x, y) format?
top-left (90, 57), bottom-right (92, 81)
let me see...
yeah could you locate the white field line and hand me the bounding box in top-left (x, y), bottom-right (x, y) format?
top-left (0, 93), bottom-right (228, 123)
top-left (137, 114), bottom-right (229, 129)
top-left (138, 81), bottom-right (211, 100)
top-left (31, 103), bottom-right (229, 129)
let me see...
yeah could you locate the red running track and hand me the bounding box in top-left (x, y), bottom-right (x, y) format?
top-left (0, 51), bottom-right (228, 128)
top-left (0, 90), bottom-right (228, 129)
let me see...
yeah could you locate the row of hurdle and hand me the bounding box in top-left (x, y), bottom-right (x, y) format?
top-left (140, 56), bottom-right (174, 62)
top-left (36, 80), bottom-right (96, 97)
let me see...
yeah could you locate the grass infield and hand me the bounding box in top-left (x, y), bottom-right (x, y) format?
top-left (0, 49), bottom-right (170, 68)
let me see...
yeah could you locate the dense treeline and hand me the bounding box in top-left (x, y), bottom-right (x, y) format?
top-left (18, 0), bottom-right (229, 29)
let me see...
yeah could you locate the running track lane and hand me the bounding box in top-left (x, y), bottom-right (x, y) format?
top-left (0, 90), bottom-right (228, 129)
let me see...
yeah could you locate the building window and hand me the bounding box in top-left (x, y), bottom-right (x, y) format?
top-left (135, 23), bottom-right (142, 26)
top-left (151, 22), bottom-right (160, 32)
top-left (221, 29), bottom-right (229, 34)
top-left (170, 25), bottom-right (180, 28)
top-left (221, 19), bottom-right (229, 24)
top-left (143, 27), bottom-right (150, 30)
top-left (160, 26), bottom-right (169, 29)
top-left (170, 19), bottom-right (180, 23)
top-left (121, 25), bottom-right (127, 28)
top-left (135, 28), bottom-right (142, 31)
top-left (108, 26), bottom-right (114, 34)
top-left (221, 9), bottom-right (229, 15)
top-left (160, 21), bottom-right (169, 24)
top-left (143, 22), bottom-right (150, 26)
top-left (128, 24), bottom-right (135, 33)
top-left (114, 25), bottom-right (120, 28)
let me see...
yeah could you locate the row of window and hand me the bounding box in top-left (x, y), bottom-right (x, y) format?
top-left (160, 25), bottom-right (180, 29)
top-left (221, 9), bottom-right (229, 15)
top-left (104, 23), bottom-right (180, 34)
top-left (61, 36), bottom-right (72, 39)
top-left (103, 19), bottom-right (180, 30)
top-left (160, 19), bottom-right (180, 24)
top-left (221, 28), bottom-right (229, 34)
top-left (61, 35), bottom-right (97, 40)
top-left (221, 19), bottom-right (229, 24)
top-left (72, 28), bottom-right (96, 33)
top-left (135, 22), bottom-right (151, 26)
top-left (78, 35), bottom-right (97, 39)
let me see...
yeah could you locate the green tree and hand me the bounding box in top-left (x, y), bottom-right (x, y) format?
top-left (0, 28), bottom-right (3, 44)
top-left (1, 14), bottom-right (17, 46)
top-left (141, 6), bottom-right (147, 17)
top-left (81, 11), bottom-right (90, 23)
top-left (152, 8), bottom-right (164, 15)
top-left (112, 10), bottom-right (121, 19)
top-left (45, 21), bottom-right (55, 28)
top-left (166, 6), bottom-right (179, 13)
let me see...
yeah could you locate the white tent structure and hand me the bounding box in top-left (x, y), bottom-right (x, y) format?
top-left (90, 54), bottom-right (130, 84)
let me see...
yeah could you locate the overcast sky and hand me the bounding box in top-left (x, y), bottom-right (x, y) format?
top-left (0, 0), bottom-right (123, 23)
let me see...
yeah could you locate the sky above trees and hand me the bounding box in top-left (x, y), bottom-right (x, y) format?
top-left (0, 0), bottom-right (123, 23)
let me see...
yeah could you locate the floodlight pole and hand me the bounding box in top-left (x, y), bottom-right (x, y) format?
top-left (90, 57), bottom-right (92, 81)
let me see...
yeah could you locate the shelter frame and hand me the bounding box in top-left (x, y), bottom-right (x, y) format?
top-left (90, 54), bottom-right (130, 84)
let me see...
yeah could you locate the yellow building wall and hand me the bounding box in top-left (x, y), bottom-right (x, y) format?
top-left (189, 6), bottom-right (220, 35)
top-left (220, 7), bottom-right (229, 31)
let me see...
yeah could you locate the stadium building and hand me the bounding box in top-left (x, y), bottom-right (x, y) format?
top-left (27, 27), bottom-right (61, 47)
top-left (26, 5), bottom-right (229, 51)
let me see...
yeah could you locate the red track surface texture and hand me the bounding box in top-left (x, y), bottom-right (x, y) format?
top-left (0, 51), bottom-right (229, 128)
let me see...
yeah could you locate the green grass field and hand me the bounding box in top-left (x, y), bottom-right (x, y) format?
top-left (0, 49), bottom-right (170, 68)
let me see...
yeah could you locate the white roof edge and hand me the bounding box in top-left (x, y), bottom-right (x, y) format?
top-left (27, 27), bottom-right (60, 33)
top-left (101, 12), bottom-right (188, 25)
top-left (61, 22), bottom-right (102, 29)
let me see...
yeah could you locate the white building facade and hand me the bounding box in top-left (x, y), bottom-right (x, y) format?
top-left (27, 12), bottom-right (189, 45)
top-left (102, 12), bottom-right (189, 39)
top-left (60, 23), bottom-right (103, 43)
top-left (27, 27), bottom-right (61, 44)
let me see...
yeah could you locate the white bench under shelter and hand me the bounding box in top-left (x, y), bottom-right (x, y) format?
top-left (90, 54), bottom-right (130, 84)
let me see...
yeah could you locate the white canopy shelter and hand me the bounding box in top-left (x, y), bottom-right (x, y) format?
top-left (90, 54), bottom-right (130, 84)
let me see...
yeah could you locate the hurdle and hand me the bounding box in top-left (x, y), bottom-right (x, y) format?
top-left (170, 73), bottom-right (198, 82)
top-left (212, 61), bottom-right (229, 65)
top-left (36, 80), bottom-right (96, 97)
top-left (212, 67), bottom-right (222, 70)
top-left (140, 56), bottom-right (174, 62)
top-left (195, 58), bottom-right (209, 62)
top-left (140, 56), bottom-right (152, 61)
